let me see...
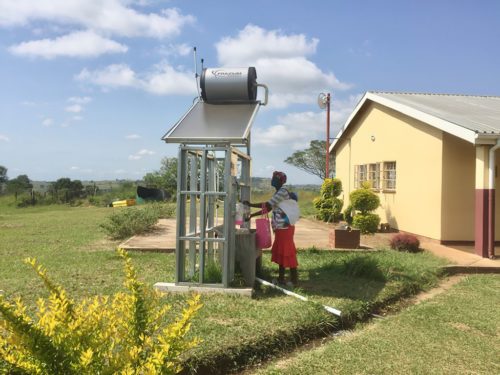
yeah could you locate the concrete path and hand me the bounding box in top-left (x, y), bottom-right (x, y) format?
top-left (119, 217), bottom-right (332, 251)
top-left (119, 218), bottom-right (500, 271)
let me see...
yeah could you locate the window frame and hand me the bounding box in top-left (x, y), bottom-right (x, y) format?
top-left (382, 161), bottom-right (396, 192)
top-left (354, 161), bottom-right (396, 192)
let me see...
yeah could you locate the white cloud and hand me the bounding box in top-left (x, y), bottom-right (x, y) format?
top-left (62, 96), bottom-right (92, 119)
top-left (253, 111), bottom-right (324, 149)
top-left (42, 118), bottom-right (54, 127)
top-left (217, 24), bottom-right (318, 64)
top-left (215, 25), bottom-right (351, 108)
top-left (76, 64), bottom-right (137, 88)
top-left (253, 95), bottom-right (361, 149)
top-left (330, 94), bottom-right (363, 131)
top-left (68, 96), bottom-right (92, 104)
top-left (0, 1), bottom-right (195, 39)
top-left (126, 134), bottom-right (141, 139)
top-left (129, 149), bottom-right (155, 160)
top-left (65, 104), bottom-right (83, 113)
top-left (21, 100), bottom-right (37, 106)
top-left (143, 62), bottom-right (196, 95)
top-left (9, 30), bottom-right (128, 59)
top-left (76, 62), bottom-right (197, 95)
top-left (69, 166), bottom-right (93, 173)
top-left (0, 134), bottom-right (10, 142)
top-left (158, 43), bottom-right (192, 57)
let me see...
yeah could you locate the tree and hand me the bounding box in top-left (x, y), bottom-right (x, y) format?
top-left (0, 165), bottom-right (7, 184)
top-left (0, 165), bottom-right (7, 194)
top-left (6, 174), bottom-right (32, 196)
top-left (50, 178), bottom-right (84, 203)
top-left (143, 157), bottom-right (178, 197)
top-left (284, 140), bottom-right (334, 180)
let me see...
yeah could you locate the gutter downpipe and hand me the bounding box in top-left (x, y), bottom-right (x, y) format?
top-left (487, 139), bottom-right (500, 259)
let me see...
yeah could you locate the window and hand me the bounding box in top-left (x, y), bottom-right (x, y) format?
top-left (354, 164), bottom-right (367, 188)
top-left (383, 161), bottom-right (396, 191)
top-left (368, 163), bottom-right (380, 190)
top-left (354, 161), bottom-right (396, 192)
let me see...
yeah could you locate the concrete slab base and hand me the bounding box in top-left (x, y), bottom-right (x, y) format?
top-left (154, 282), bottom-right (253, 297)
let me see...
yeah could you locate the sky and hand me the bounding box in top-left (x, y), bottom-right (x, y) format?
top-left (1, 0), bottom-right (499, 185)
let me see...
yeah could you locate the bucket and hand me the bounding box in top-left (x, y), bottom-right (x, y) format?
top-left (235, 202), bottom-right (244, 226)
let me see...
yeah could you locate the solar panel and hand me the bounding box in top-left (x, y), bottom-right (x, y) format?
top-left (162, 101), bottom-right (260, 145)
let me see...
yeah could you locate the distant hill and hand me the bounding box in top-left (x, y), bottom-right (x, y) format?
top-left (31, 178), bottom-right (319, 194)
top-left (251, 177), bottom-right (320, 192)
top-left (31, 179), bottom-right (143, 193)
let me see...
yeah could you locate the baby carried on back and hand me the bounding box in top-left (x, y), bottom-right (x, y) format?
top-left (279, 189), bottom-right (300, 225)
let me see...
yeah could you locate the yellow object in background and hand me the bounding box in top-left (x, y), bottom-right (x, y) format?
top-left (112, 199), bottom-right (136, 207)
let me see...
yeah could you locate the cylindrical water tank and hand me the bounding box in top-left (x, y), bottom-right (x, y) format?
top-left (200, 67), bottom-right (257, 103)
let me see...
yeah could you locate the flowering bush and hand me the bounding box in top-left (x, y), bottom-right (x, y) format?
top-left (0, 248), bottom-right (202, 374)
top-left (390, 233), bottom-right (421, 253)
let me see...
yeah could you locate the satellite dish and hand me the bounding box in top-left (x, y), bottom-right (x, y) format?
top-left (318, 93), bottom-right (328, 109)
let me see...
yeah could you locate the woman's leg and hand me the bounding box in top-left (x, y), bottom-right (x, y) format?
top-left (278, 265), bottom-right (286, 284)
top-left (290, 268), bottom-right (298, 286)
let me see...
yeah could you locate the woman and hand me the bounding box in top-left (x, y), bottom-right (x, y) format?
top-left (244, 171), bottom-right (298, 286)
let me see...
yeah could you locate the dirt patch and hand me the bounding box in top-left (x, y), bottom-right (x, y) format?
top-left (0, 223), bottom-right (25, 229)
top-left (83, 239), bottom-right (121, 252)
top-left (411, 275), bottom-right (465, 304)
top-left (360, 231), bottom-right (394, 249)
top-left (450, 322), bottom-right (471, 332)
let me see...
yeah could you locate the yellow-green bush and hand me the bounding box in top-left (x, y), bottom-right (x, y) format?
top-left (0, 249), bottom-right (202, 374)
top-left (349, 186), bottom-right (381, 234)
top-left (313, 178), bottom-right (343, 222)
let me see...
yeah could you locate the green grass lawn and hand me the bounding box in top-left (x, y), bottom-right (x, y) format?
top-left (255, 274), bottom-right (500, 375)
top-left (0, 199), bottom-right (453, 373)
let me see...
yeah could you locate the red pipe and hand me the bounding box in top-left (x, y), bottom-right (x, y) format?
top-left (326, 93), bottom-right (331, 179)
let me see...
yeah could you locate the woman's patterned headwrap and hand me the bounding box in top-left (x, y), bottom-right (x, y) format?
top-left (272, 171), bottom-right (287, 184)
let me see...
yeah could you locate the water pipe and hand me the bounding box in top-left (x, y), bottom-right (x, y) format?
top-left (488, 138), bottom-right (500, 258)
top-left (255, 277), bottom-right (341, 316)
top-left (257, 84), bottom-right (268, 106)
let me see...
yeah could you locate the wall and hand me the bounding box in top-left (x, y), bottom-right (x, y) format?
top-left (335, 101), bottom-right (444, 240)
top-left (440, 133), bottom-right (475, 241)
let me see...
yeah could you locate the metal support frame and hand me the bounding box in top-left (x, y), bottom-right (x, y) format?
top-left (175, 144), bottom-right (251, 288)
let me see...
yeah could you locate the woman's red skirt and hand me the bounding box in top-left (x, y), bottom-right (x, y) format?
top-left (271, 225), bottom-right (298, 268)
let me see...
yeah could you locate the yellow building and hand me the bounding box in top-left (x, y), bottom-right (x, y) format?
top-left (331, 92), bottom-right (500, 258)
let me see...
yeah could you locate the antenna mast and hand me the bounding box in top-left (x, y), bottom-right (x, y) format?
top-left (193, 47), bottom-right (201, 99)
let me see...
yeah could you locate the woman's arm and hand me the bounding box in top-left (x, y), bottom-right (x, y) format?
top-left (243, 201), bottom-right (272, 221)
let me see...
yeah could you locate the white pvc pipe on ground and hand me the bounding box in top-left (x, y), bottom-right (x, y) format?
top-left (255, 277), bottom-right (342, 317)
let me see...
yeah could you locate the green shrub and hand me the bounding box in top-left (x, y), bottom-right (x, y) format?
top-left (313, 178), bottom-right (343, 222)
top-left (350, 189), bottom-right (380, 214)
top-left (153, 202), bottom-right (176, 219)
top-left (100, 205), bottom-right (162, 240)
top-left (343, 204), bottom-right (353, 225)
top-left (352, 213), bottom-right (380, 234)
top-left (339, 254), bottom-right (386, 281)
top-left (348, 187), bottom-right (380, 234)
top-left (0, 249), bottom-right (202, 374)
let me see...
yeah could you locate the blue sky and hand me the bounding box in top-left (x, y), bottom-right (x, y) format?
top-left (1, 0), bottom-right (499, 185)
